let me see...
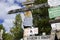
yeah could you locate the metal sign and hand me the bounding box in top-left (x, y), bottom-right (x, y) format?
top-left (24, 28), bottom-right (38, 37)
top-left (23, 17), bottom-right (33, 27)
top-left (48, 0), bottom-right (60, 7)
top-left (51, 23), bottom-right (60, 31)
top-left (55, 23), bottom-right (60, 30)
top-left (8, 3), bottom-right (48, 14)
top-left (48, 6), bottom-right (60, 18)
top-left (51, 23), bottom-right (56, 30)
top-left (24, 35), bottom-right (51, 40)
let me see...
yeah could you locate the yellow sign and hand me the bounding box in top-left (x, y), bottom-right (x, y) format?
top-left (24, 0), bottom-right (32, 17)
top-left (24, 11), bottom-right (32, 17)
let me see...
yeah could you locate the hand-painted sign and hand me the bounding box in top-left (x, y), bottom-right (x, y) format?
top-left (48, 0), bottom-right (60, 7)
top-left (48, 6), bottom-right (60, 18)
top-left (24, 28), bottom-right (38, 37)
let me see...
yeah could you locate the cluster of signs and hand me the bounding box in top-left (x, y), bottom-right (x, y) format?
top-left (48, 0), bottom-right (60, 18)
top-left (48, 0), bottom-right (60, 30)
top-left (51, 23), bottom-right (60, 31)
top-left (24, 0), bottom-right (60, 27)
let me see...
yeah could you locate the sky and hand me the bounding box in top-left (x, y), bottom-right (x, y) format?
top-left (0, 0), bottom-right (26, 33)
top-left (0, 0), bottom-right (33, 33)
top-left (1, 0), bottom-right (60, 33)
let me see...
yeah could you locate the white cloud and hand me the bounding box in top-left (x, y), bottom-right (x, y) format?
top-left (0, 1), bottom-right (24, 32)
top-left (2, 13), bottom-right (25, 33)
top-left (3, 19), bottom-right (15, 33)
top-left (0, 2), bottom-right (15, 19)
top-left (0, 2), bottom-right (22, 19)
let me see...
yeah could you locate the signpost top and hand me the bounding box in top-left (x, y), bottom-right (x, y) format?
top-left (22, 0), bottom-right (35, 5)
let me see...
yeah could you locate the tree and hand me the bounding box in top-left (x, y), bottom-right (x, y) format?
top-left (32, 0), bottom-right (51, 35)
top-left (10, 14), bottom-right (23, 40)
top-left (0, 24), bottom-right (5, 31)
top-left (3, 33), bottom-right (13, 40)
top-left (0, 24), bottom-right (6, 40)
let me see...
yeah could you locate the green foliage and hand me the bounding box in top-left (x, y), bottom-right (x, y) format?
top-left (10, 14), bottom-right (23, 40)
top-left (3, 33), bottom-right (13, 40)
top-left (3, 14), bottom-right (23, 40)
top-left (32, 0), bottom-right (51, 35)
top-left (0, 24), bottom-right (5, 31)
top-left (0, 24), bottom-right (6, 40)
top-left (35, 0), bottom-right (47, 4)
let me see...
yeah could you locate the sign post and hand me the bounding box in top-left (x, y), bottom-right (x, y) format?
top-left (48, 0), bottom-right (60, 39)
top-left (23, 0), bottom-right (34, 28)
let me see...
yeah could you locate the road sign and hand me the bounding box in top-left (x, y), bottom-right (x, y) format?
top-left (24, 28), bottom-right (38, 37)
top-left (48, 0), bottom-right (60, 7)
top-left (8, 3), bottom-right (48, 14)
top-left (24, 35), bottom-right (51, 40)
top-left (51, 23), bottom-right (60, 31)
top-left (48, 6), bottom-right (60, 18)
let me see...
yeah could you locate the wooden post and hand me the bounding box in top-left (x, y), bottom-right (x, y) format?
top-left (23, 0), bottom-right (34, 28)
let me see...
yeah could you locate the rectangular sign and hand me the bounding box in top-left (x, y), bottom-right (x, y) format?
top-left (27, 36), bottom-right (50, 40)
top-left (24, 5), bottom-right (33, 26)
top-left (51, 23), bottom-right (60, 31)
top-left (24, 28), bottom-right (38, 37)
top-left (55, 23), bottom-right (60, 30)
top-left (48, 6), bottom-right (60, 18)
top-left (48, 0), bottom-right (60, 7)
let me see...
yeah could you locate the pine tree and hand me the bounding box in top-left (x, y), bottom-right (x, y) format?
top-left (10, 14), bottom-right (23, 40)
top-left (32, 0), bottom-right (51, 35)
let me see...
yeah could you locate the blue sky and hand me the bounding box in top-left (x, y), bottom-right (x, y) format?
top-left (0, 0), bottom-right (26, 33)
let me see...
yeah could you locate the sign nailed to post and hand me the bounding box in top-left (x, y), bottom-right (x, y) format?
top-left (48, 0), bottom-right (60, 7)
top-left (24, 28), bottom-right (38, 37)
top-left (48, 0), bottom-right (60, 18)
top-left (48, 6), bottom-right (60, 18)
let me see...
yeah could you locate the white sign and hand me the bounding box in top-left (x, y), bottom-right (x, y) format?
top-left (48, 0), bottom-right (60, 7)
top-left (23, 17), bottom-right (33, 26)
top-left (26, 36), bottom-right (50, 40)
top-left (51, 23), bottom-right (56, 30)
top-left (30, 28), bottom-right (38, 35)
top-left (24, 28), bottom-right (38, 37)
top-left (55, 23), bottom-right (60, 30)
top-left (51, 23), bottom-right (60, 31)
top-left (24, 28), bottom-right (30, 37)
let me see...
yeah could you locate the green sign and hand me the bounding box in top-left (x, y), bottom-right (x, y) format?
top-left (48, 6), bottom-right (60, 18)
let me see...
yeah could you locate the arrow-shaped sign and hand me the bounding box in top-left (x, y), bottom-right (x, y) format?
top-left (8, 3), bottom-right (49, 14)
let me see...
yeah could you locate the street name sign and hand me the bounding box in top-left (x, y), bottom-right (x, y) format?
top-left (26, 35), bottom-right (50, 40)
top-left (48, 6), bottom-right (60, 18)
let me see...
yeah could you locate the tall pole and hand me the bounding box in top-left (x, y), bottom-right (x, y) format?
top-left (23, 0), bottom-right (33, 28)
top-left (23, 0), bottom-right (34, 39)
